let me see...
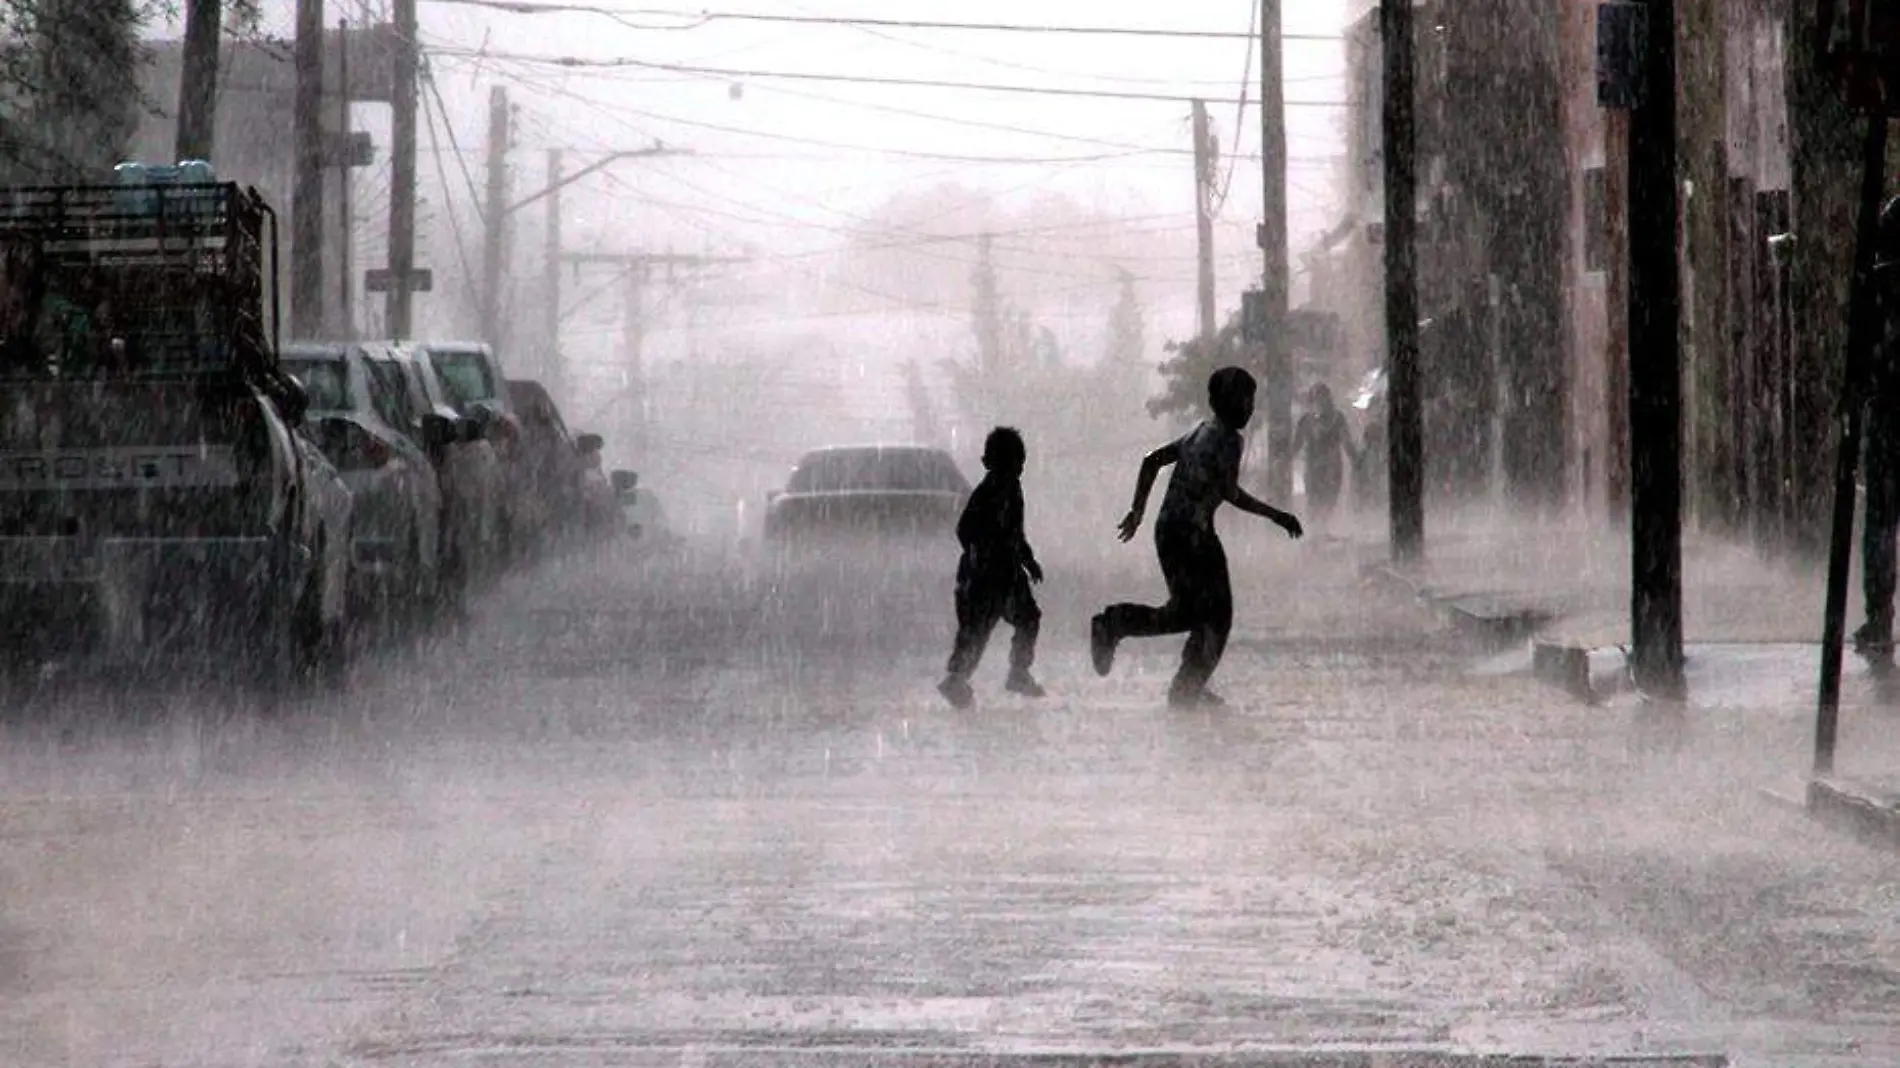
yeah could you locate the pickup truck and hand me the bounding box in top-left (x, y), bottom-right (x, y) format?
top-left (0, 166), bottom-right (354, 689)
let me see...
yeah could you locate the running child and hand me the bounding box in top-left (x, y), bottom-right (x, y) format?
top-left (1089, 366), bottom-right (1303, 707)
top-left (938, 427), bottom-right (1045, 709)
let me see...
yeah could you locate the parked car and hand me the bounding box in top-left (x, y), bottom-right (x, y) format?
top-left (0, 176), bottom-right (352, 688)
top-left (504, 377), bottom-right (589, 549)
top-left (284, 341), bottom-right (445, 616)
top-left (364, 341), bottom-right (507, 598)
top-left (410, 342), bottom-right (530, 558)
top-left (764, 444), bottom-right (970, 543)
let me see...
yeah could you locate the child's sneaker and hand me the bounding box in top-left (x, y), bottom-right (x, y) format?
top-left (937, 675), bottom-right (974, 709)
top-left (1005, 671), bottom-right (1046, 698)
top-left (1090, 613), bottom-right (1117, 676)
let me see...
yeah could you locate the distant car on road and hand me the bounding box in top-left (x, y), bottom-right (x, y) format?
top-left (764, 444), bottom-right (970, 543)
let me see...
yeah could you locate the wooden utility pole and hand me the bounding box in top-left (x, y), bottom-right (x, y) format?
top-left (292, 0), bottom-right (325, 340)
top-left (1258, 0), bottom-right (1293, 503)
top-left (1192, 99), bottom-right (1217, 343)
top-left (543, 149), bottom-right (564, 403)
top-left (1381, 0), bottom-right (1423, 563)
top-left (338, 16), bottom-right (355, 340)
top-left (1628, 0), bottom-right (1684, 696)
top-left (384, 0), bottom-right (420, 339)
top-left (175, 0), bottom-right (222, 162)
top-left (482, 86), bottom-right (512, 351)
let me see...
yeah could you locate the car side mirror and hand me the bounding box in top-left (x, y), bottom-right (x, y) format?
top-left (610, 469), bottom-right (638, 495)
top-left (420, 412), bottom-right (458, 450)
top-left (459, 417), bottom-right (485, 443)
top-left (577, 433), bottom-right (604, 454)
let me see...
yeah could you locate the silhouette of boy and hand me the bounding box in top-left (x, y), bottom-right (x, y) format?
top-left (1090, 367), bottom-right (1303, 707)
top-left (939, 426), bottom-right (1045, 709)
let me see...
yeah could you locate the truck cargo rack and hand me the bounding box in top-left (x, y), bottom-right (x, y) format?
top-left (0, 182), bottom-right (281, 381)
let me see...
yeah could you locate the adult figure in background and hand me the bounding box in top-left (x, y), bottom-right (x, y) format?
top-left (1290, 382), bottom-right (1356, 527)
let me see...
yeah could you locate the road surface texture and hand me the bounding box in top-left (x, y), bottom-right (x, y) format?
top-left (1, 529), bottom-right (1897, 1068)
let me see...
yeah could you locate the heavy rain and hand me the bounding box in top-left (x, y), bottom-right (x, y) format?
top-left (1, 2), bottom-right (1899, 1067)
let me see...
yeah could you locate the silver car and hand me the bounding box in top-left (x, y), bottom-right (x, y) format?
top-left (284, 342), bottom-right (445, 615)
top-left (367, 341), bottom-right (509, 597)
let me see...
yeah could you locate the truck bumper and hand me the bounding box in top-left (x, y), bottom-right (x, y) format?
top-left (0, 537), bottom-right (284, 663)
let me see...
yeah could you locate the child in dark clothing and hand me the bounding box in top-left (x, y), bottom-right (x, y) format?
top-left (1090, 367), bottom-right (1303, 708)
top-left (938, 427), bottom-right (1045, 709)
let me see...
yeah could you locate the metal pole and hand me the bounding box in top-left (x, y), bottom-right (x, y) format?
top-left (1381, 0), bottom-right (1423, 563)
top-left (1192, 99), bottom-right (1216, 343)
top-left (1259, 0), bottom-right (1293, 503)
top-left (543, 148), bottom-right (564, 401)
top-left (386, 0), bottom-right (419, 339)
top-left (1628, 0), bottom-right (1684, 697)
top-left (292, 0), bottom-right (325, 340)
top-left (1815, 113), bottom-right (1891, 777)
top-left (175, 0), bottom-right (222, 162)
top-left (483, 85), bottom-right (511, 349)
top-left (338, 16), bottom-right (354, 340)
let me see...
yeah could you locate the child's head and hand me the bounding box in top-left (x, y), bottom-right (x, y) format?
top-left (1208, 366), bottom-right (1257, 429)
top-left (982, 426), bottom-right (1027, 476)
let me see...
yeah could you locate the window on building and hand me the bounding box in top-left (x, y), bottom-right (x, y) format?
top-left (1583, 167), bottom-right (1609, 274)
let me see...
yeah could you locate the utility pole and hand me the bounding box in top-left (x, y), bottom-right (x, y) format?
top-left (562, 250), bottom-right (746, 458)
top-left (384, 0), bottom-right (420, 339)
top-left (1627, 0), bottom-right (1684, 696)
top-left (542, 149), bottom-right (564, 402)
top-left (623, 266), bottom-right (648, 460)
top-left (1192, 99), bottom-right (1217, 343)
top-left (1258, 0), bottom-right (1293, 503)
top-left (292, 0), bottom-right (325, 340)
top-left (175, 0), bottom-right (222, 162)
top-left (482, 85), bottom-right (512, 352)
top-left (1381, 0), bottom-right (1424, 563)
top-left (338, 16), bottom-right (355, 340)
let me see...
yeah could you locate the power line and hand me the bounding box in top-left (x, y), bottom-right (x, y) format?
top-left (426, 50), bottom-right (1201, 161)
top-left (1211, 4), bottom-right (1256, 213)
top-left (425, 46), bottom-right (1351, 107)
top-left (418, 68), bottom-right (484, 316)
top-left (417, 1), bottom-right (1342, 42)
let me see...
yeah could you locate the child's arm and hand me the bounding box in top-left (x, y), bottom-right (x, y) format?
top-left (1117, 439), bottom-right (1181, 541)
top-left (1220, 451), bottom-right (1303, 539)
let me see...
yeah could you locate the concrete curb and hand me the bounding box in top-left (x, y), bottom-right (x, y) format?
top-left (1362, 563), bottom-right (1559, 651)
top-left (1807, 776), bottom-right (1900, 851)
top-left (691, 1051), bottom-right (1730, 1068)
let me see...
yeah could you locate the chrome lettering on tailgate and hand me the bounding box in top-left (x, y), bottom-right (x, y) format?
top-left (0, 447), bottom-right (241, 489)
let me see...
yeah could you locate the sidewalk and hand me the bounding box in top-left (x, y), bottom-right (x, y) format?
top-left (1356, 515), bottom-right (1900, 851)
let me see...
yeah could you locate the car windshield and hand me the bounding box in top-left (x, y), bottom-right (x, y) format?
top-left (787, 449), bottom-right (967, 494)
top-left (430, 350), bottom-right (497, 410)
top-left (284, 358), bottom-right (352, 412)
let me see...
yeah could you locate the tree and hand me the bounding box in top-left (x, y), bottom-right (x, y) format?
top-left (1150, 310), bottom-right (1245, 425)
top-left (0, 1), bottom-right (266, 182)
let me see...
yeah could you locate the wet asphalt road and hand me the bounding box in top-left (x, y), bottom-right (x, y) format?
top-left (2, 533), bottom-right (1899, 1068)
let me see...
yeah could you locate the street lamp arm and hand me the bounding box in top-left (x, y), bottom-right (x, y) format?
top-left (502, 142), bottom-right (690, 217)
